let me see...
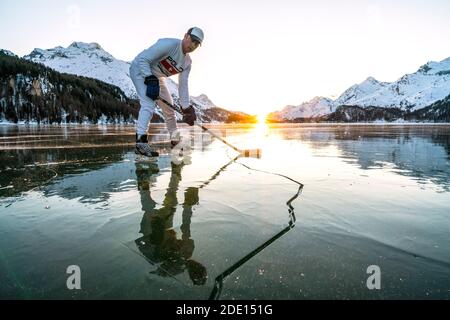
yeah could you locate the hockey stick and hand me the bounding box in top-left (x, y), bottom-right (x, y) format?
top-left (157, 97), bottom-right (262, 158)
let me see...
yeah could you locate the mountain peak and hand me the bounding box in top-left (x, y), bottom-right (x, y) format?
top-left (0, 49), bottom-right (16, 57)
top-left (417, 57), bottom-right (450, 75)
top-left (441, 57), bottom-right (450, 64)
top-left (25, 42), bottom-right (113, 62)
top-left (310, 96), bottom-right (332, 103)
top-left (69, 42), bottom-right (103, 51)
top-left (271, 96), bottom-right (335, 120)
top-left (192, 94), bottom-right (216, 110)
top-left (23, 42), bottom-right (133, 97)
top-left (362, 76), bottom-right (379, 84)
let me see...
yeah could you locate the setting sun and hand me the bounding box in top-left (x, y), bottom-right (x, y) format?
top-left (257, 113), bottom-right (268, 124)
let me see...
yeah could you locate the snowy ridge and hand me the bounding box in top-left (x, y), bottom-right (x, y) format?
top-left (25, 42), bottom-right (137, 99)
top-left (273, 57), bottom-right (450, 120)
top-left (192, 94), bottom-right (215, 109)
top-left (336, 57), bottom-right (450, 111)
top-left (0, 49), bottom-right (17, 57)
top-left (335, 77), bottom-right (389, 106)
top-left (273, 97), bottom-right (335, 120)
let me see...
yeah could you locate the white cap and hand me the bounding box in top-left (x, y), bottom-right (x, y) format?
top-left (187, 27), bottom-right (204, 44)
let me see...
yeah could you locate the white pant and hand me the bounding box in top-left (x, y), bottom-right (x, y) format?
top-left (130, 62), bottom-right (177, 136)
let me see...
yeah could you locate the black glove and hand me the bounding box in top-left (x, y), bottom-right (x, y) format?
top-left (144, 75), bottom-right (159, 100)
top-left (181, 105), bottom-right (197, 126)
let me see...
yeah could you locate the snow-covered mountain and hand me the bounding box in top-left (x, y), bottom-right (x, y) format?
top-left (23, 42), bottom-right (219, 115)
top-left (24, 42), bottom-right (137, 98)
top-left (192, 94), bottom-right (216, 109)
top-left (271, 57), bottom-right (450, 121)
top-left (334, 77), bottom-right (390, 107)
top-left (0, 49), bottom-right (17, 57)
top-left (271, 97), bottom-right (335, 120)
top-left (336, 58), bottom-right (450, 111)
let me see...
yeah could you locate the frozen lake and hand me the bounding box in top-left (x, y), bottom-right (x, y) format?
top-left (0, 123), bottom-right (449, 299)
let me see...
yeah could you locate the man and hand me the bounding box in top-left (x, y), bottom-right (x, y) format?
top-left (130, 27), bottom-right (204, 157)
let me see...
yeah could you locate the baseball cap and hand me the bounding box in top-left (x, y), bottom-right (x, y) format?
top-left (187, 27), bottom-right (204, 44)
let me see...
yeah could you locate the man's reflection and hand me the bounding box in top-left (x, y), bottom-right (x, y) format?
top-left (134, 161), bottom-right (207, 286)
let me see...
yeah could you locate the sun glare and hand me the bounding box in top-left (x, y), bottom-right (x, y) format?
top-left (257, 113), bottom-right (268, 124)
top-left (252, 113), bottom-right (270, 138)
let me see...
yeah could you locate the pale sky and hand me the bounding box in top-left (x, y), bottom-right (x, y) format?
top-left (1, 0), bottom-right (450, 115)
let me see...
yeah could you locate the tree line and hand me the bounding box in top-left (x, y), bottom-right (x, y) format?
top-left (0, 52), bottom-right (140, 124)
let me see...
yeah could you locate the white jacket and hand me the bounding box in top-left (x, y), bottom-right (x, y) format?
top-left (131, 38), bottom-right (192, 108)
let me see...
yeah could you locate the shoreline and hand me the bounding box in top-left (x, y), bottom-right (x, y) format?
top-left (1, 122), bottom-right (449, 127)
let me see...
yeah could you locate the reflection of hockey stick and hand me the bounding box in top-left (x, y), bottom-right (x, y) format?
top-left (208, 183), bottom-right (302, 300)
top-left (199, 154), bottom-right (240, 190)
top-left (208, 156), bottom-right (304, 300)
top-left (158, 97), bottom-right (261, 158)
